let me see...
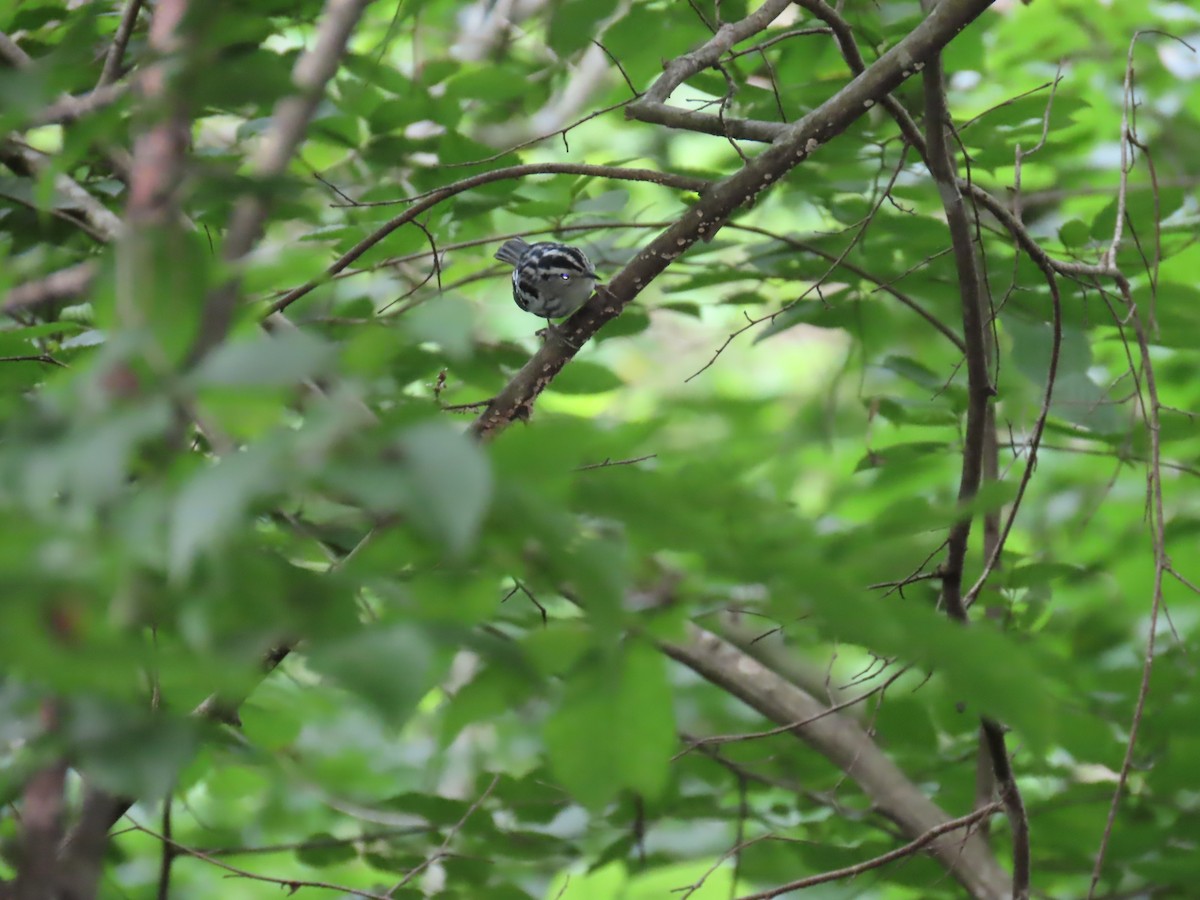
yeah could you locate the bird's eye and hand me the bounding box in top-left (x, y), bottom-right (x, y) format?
top-left (559, 273), bottom-right (571, 280)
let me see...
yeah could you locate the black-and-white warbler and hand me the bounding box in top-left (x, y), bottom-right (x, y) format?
top-left (494, 238), bottom-right (598, 322)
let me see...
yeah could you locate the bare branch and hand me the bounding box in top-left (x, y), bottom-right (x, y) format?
top-left (1086, 288), bottom-right (1171, 897)
top-left (675, 666), bottom-right (907, 755)
top-left (272, 163), bottom-right (710, 312)
top-left (126, 819), bottom-right (392, 900)
top-left (732, 224), bottom-right (965, 351)
top-left (98, 0), bottom-right (147, 87)
top-left (3, 262), bottom-right (99, 314)
top-left (661, 625), bottom-right (1011, 900)
top-left (331, 162), bottom-right (709, 208)
top-left (625, 0), bottom-right (797, 141)
top-left (0, 354), bottom-right (67, 367)
top-left (384, 775), bottom-right (500, 897)
top-left (640, 0), bottom-right (791, 104)
top-left (733, 804), bottom-right (1004, 899)
top-left (0, 31), bottom-right (32, 67)
top-left (575, 454), bottom-right (657, 471)
top-left (470, 0), bottom-right (1005, 439)
top-left (0, 142), bottom-right (123, 242)
top-left (32, 82), bottom-right (129, 127)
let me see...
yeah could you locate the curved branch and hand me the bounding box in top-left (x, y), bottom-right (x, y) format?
top-left (626, 0), bottom-right (795, 141)
top-left (0, 142), bottom-right (123, 242)
top-left (269, 163), bottom-right (711, 313)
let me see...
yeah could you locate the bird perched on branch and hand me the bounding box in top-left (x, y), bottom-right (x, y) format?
top-left (494, 238), bottom-right (598, 327)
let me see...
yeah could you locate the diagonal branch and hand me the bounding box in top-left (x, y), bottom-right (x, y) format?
top-left (470, 0), bottom-right (1003, 440)
top-left (98, 0), bottom-right (147, 88)
top-left (31, 82), bottom-right (129, 127)
top-left (662, 625), bottom-right (1012, 900)
top-left (0, 142), bottom-right (124, 243)
top-left (734, 804), bottom-right (1004, 899)
top-left (0, 144), bottom-right (110, 243)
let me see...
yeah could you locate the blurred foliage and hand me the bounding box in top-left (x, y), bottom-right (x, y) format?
top-left (1, 0), bottom-right (1199, 898)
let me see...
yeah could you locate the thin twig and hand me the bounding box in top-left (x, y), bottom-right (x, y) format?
top-left (447, 96), bottom-right (640, 168)
top-left (0, 354), bottom-right (67, 367)
top-left (155, 798), bottom-right (174, 900)
top-left (330, 162), bottom-right (708, 208)
top-left (674, 666), bottom-right (907, 757)
top-left (126, 819), bottom-right (391, 900)
top-left (732, 804), bottom-right (1003, 899)
top-left (726, 27), bottom-right (831, 60)
top-left (1085, 271), bottom-right (1170, 895)
top-left (385, 775), bottom-right (500, 897)
top-left (575, 454), bottom-right (657, 471)
top-left (591, 39), bottom-right (639, 97)
top-left (684, 145), bottom-right (914, 382)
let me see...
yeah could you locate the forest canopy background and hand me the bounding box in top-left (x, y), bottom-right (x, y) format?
top-left (1, 1), bottom-right (1199, 899)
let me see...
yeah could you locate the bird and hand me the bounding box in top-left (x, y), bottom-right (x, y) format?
top-left (494, 238), bottom-right (598, 325)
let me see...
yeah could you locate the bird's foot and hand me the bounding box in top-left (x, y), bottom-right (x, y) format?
top-left (536, 322), bottom-right (581, 351)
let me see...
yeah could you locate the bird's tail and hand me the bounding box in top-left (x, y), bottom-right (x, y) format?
top-left (494, 237), bottom-right (531, 266)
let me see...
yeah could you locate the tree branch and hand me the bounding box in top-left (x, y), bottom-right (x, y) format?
top-left (470, 0), bottom-right (1003, 439)
top-left (98, 0), bottom-right (147, 88)
top-left (0, 142), bottom-right (123, 242)
top-left (796, 0), bottom-right (1062, 627)
top-left (661, 625), bottom-right (1012, 900)
top-left (270, 162), bottom-right (710, 313)
top-left (922, 45), bottom-right (1029, 900)
top-left (3, 263), bottom-right (98, 314)
top-left (734, 803), bottom-right (1004, 899)
top-left (922, 66), bottom-right (989, 624)
top-left (625, 0), bottom-right (796, 141)
top-left (31, 82), bottom-right (129, 127)
top-left (12, 703), bottom-right (67, 900)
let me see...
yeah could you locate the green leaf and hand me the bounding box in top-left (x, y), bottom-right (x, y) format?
top-left (543, 640), bottom-right (675, 808)
top-left (406, 294), bottom-right (475, 361)
top-left (398, 421), bottom-right (492, 556)
top-left (552, 361), bottom-right (623, 394)
top-left (192, 328), bottom-right (338, 388)
top-left (307, 625), bottom-right (438, 724)
top-left (295, 833), bottom-right (358, 868)
top-left (169, 442), bottom-right (284, 577)
top-left (548, 0), bottom-right (622, 56)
